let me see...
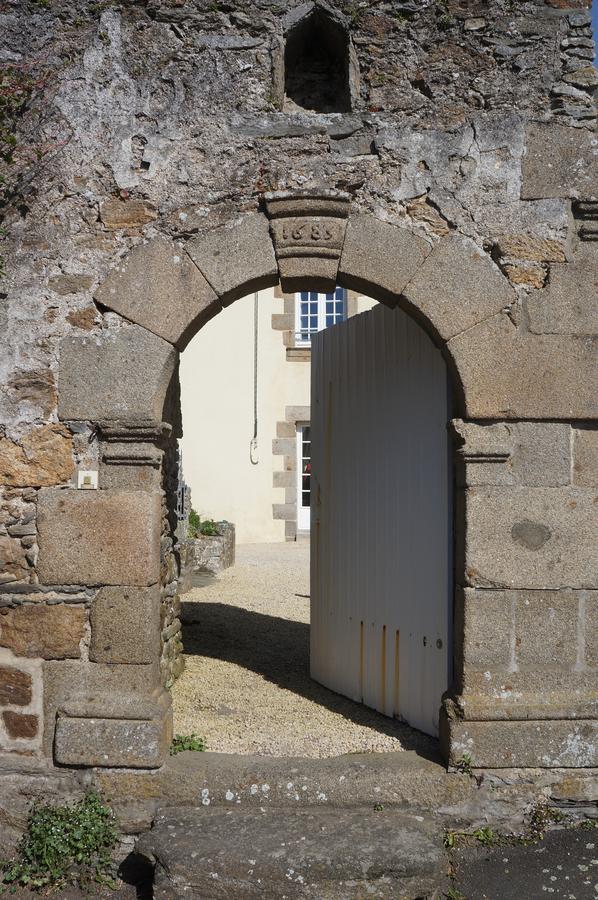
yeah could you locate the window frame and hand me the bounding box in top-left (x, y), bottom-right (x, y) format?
top-left (294, 287), bottom-right (347, 347)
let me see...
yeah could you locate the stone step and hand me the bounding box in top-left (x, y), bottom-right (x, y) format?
top-left (136, 805), bottom-right (449, 899)
top-left (97, 749), bottom-right (480, 815)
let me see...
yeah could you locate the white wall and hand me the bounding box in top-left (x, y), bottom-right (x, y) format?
top-left (180, 288), bottom-right (377, 544)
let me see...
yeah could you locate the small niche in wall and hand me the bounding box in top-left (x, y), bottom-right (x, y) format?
top-left (283, 8), bottom-right (354, 113)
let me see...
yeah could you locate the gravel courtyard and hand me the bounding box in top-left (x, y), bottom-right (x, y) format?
top-left (172, 543), bottom-right (436, 758)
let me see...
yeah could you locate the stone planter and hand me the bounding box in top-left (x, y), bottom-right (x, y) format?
top-left (192, 522), bottom-right (235, 575)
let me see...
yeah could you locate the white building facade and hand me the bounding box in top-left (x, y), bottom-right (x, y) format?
top-left (180, 286), bottom-right (376, 543)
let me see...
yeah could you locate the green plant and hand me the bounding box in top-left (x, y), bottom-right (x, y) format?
top-left (444, 826), bottom-right (497, 849)
top-left (373, 803), bottom-right (385, 812)
top-left (170, 733), bottom-right (207, 755)
top-left (0, 791), bottom-right (118, 890)
top-left (199, 518), bottom-right (221, 536)
top-left (523, 803), bottom-right (567, 844)
top-left (445, 888), bottom-right (467, 900)
top-left (454, 752), bottom-right (473, 776)
top-left (188, 507), bottom-right (201, 538)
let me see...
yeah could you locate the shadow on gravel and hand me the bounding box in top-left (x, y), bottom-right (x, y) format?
top-left (180, 600), bottom-right (440, 762)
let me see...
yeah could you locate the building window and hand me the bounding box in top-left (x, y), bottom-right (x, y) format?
top-left (297, 424), bottom-right (311, 532)
top-left (295, 287), bottom-right (347, 346)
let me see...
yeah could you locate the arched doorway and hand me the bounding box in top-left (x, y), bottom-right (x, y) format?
top-left (41, 190), bottom-right (593, 771)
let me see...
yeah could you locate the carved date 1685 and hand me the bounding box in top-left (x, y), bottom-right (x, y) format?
top-left (281, 222), bottom-right (335, 242)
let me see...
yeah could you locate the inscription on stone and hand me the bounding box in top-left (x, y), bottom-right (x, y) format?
top-left (271, 217), bottom-right (344, 258)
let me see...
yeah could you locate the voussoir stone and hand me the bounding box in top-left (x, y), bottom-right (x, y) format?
top-left (94, 237), bottom-right (219, 350)
top-left (58, 324), bottom-right (177, 424)
top-left (402, 234), bottom-right (514, 341)
top-left (448, 313), bottom-right (598, 419)
top-left (90, 585), bottom-right (160, 664)
top-left (186, 213), bottom-right (278, 306)
top-left (37, 489), bottom-right (161, 586)
top-left (338, 214), bottom-right (431, 306)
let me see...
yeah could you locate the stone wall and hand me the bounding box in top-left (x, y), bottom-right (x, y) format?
top-left (0, 0), bottom-right (596, 771)
top-left (191, 523), bottom-right (236, 576)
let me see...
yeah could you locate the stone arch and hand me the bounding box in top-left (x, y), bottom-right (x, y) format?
top-left (65, 193), bottom-right (517, 424)
top-left (53, 190), bottom-right (564, 770)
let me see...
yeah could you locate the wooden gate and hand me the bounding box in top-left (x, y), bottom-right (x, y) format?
top-left (310, 304), bottom-right (450, 736)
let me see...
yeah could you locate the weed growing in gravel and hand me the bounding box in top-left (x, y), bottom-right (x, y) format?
top-left (170, 733), bottom-right (207, 755)
top-left (445, 888), bottom-right (467, 900)
top-left (444, 826), bottom-right (497, 849)
top-left (0, 791), bottom-right (118, 891)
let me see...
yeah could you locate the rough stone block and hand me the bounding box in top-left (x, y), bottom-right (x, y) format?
top-left (272, 438), bottom-right (295, 456)
top-left (54, 711), bottom-right (170, 768)
top-left (448, 313), bottom-right (598, 419)
top-left (509, 423), bottom-right (572, 487)
top-left (459, 587), bottom-right (585, 679)
top-left (462, 487), bottom-right (598, 590)
top-left (2, 710), bottom-right (38, 739)
top-left (494, 234), bottom-right (567, 263)
top-left (90, 586), bottom-right (160, 664)
top-left (0, 535), bottom-right (29, 582)
top-left (0, 604), bottom-right (86, 659)
top-left (37, 489), bottom-right (161, 586)
top-left (48, 273), bottom-right (94, 295)
top-left (99, 199), bottom-right (158, 230)
top-left (273, 503), bottom-right (295, 520)
top-left (273, 470), bottom-right (293, 488)
top-left (186, 213), bottom-right (278, 306)
top-left (94, 237), bottom-right (219, 350)
top-left (585, 592), bottom-right (598, 668)
top-left (443, 714), bottom-right (597, 768)
top-left (401, 234), bottom-right (514, 341)
top-left (573, 426), bottom-right (598, 486)
top-left (522, 123), bottom-right (598, 200)
top-left (338, 215), bottom-right (430, 307)
top-left (515, 590), bottom-right (579, 669)
top-left (42, 659), bottom-right (164, 756)
top-left (457, 587), bottom-right (513, 670)
top-left (58, 325), bottom-right (177, 424)
top-left (527, 247), bottom-right (598, 336)
top-left (137, 806), bottom-right (444, 900)
top-left (0, 666), bottom-right (32, 706)
top-left (453, 421), bottom-right (571, 487)
top-left (0, 425), bottom-right (73, 488)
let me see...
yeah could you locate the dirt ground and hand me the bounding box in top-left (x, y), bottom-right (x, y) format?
top-left (171, 542), bottom-right (435, 758)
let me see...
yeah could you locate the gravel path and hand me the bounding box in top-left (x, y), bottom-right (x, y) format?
top-left (172, 543), bottom-right (436, 758)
